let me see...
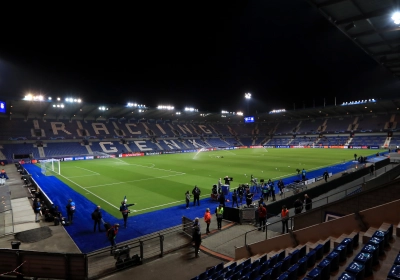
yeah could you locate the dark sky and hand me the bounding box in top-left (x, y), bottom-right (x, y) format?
top-left (0, 1), bottom-right (399, 113)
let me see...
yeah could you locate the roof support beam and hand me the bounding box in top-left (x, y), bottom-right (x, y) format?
top-left (352, 26), bottom-right (400, 38)
top-left (335, 8), bottom-right (391, 25)
top-left (317, 0), bottom-right (349, 8)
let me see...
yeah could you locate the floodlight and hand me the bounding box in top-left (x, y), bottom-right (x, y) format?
top-left (48, 97), bottom-right (52, 100)
top-left (392, 12), bottom-right (400, 24)
top-left (245, 93), bottom-right (251, 99)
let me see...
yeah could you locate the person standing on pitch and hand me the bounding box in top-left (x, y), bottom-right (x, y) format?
top-left (120, 201), bottom-right (129, 228)
top-left (66, 199), bottom-right (76, 225)
top-left (185, 191), bottom-right (190, 209)
top-left (91, 205), bottom-right (103, 232)
top-left (192, 185), bottom-right (201, 206)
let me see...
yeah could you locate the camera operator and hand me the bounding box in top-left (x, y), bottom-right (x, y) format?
top-left (120, 201), bottom-right (135, 228)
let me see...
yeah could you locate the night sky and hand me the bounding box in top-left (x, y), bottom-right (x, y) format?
top-left (0, 1), bottom-right (399, 113)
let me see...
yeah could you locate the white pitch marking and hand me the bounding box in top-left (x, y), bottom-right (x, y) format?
top-left (75, 166), bottom-right (100, 175)
top-left (134, 194), bottom-right (210, 212)
top-left (85, 173), bottom-right (186, 189)
top-left (68, 174), bottom-right (100, 178)
top-left (56, 173), bottom-right (119, 210)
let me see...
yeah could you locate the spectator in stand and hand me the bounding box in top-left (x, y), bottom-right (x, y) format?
top-left (294, 198), bottom-right (303, 215)
top-left (301, 169), bottom-right (307, 181)
top-left (278, 179), bottom-right (284, 196)
top-left (323, 170), bottom-right (329, 182)
top-left (258, 203), bottom-right (267, 232)
top-left (92, 205), bottom-right (103, 232)
top-left (218, 191), bottom-right (226, 208)
top-left (215, 204), bottom-right (224, 230)
top-left (0, 169), bottom-right (9, 185)
top-left (33, 198), bottom-right (41, 222)
top-left (231, 189), bottom-right (239, 208)
top-left (66, 199), bottom-right (76, 225)
top-left (238, 185), bottom-right (244, 206)
top-left (281, 205), bottom-right (289, 234)
top-left (204, 208), bottom-right (211, 234)
top-left (245, 189), bottom-right (254, 207)
top-left (304, 194), bottom-right (312, 211)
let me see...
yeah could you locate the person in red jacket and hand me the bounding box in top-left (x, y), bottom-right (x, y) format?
top-left (204, 208), bottom-right (211, 234)
top-left (258, 204), bottom-right (267, 232)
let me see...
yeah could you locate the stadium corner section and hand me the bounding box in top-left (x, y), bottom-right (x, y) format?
top-left (20, 153), bottom-right (384, 253)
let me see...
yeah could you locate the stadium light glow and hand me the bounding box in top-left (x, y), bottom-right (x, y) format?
top-left (157, 105), bottom-right (174, 110)
top-left (269, 109), bottom-right (286, 114)
top-left (184, 107), bottom-right (198, 112)
top-left (99, 106), bottom-right (108, 111)
top-left (176, 112), bottom-right (181, 115)
top-left (24, 94), bottom-right (45, 101)
top-left (392, 12), bottom-right (400, 24)
top-left (244, 93), bottom-right (251, 99)
top-left (237, 112), bottom-right (244, 116)
top-left (341, 99), bottom-right (375, 106)
top-left (65, 98), bottom-right (82, 103)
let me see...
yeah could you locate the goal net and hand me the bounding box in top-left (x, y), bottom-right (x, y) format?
top-left (40, 159), bottom-right (61, 175)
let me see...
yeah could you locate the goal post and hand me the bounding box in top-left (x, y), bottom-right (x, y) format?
top-left (40, 159), bottom-right (61, 175)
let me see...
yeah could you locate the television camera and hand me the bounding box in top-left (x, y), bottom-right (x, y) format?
top-left (112, 245), bottom-right (142, 269)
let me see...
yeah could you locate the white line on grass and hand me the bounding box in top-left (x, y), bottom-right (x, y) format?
top-left (56, 173), bottom-right (120, 210)
top-left (75, 166), bottom-right (100, 175)
top-left (84, 173), bottom-right (186, 189)
top-left (68, 174), bottom-right (100, 178)
top-left (113, 162), bottom-right (183, 174)
top-left (133, 194), bottom-right (210, 212)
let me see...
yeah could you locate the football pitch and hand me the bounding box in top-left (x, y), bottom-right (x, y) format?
top-left (45, 148), bottom-right (385, 217)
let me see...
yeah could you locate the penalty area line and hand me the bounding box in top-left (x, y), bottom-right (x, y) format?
top-left (57, 173), bottom-right (119, 210)
top-left (85, 173), bottom-right (186, 189)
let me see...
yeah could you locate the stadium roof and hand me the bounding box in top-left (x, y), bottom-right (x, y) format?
top-left (308, 0), bottom-right (400, 79)
top-left (4, 98), bottom-right (400, 123)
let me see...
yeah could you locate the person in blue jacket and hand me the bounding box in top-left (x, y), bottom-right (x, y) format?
top-left (0, 169), bottom-right (9, 185)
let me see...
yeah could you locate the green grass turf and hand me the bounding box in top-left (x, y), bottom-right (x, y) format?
top-left (44, 148), bottom-right (385, 217)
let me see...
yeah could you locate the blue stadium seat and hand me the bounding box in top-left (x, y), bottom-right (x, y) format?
top-left (322, 239), bottom-right (330, 254)
top-left (197, 271), bottom-right (208, 280)
top-left (241, 265), bottom-right (251, 276)
top-left (268, 255), bottom-right (278, 268)
top-left (354, 252), bottom-right (372, 277)
top-left (229, 272), bottom-right (241, 280)
top-left (271, 261), bottom-right (282, 279)
top-left (259, 262), bottom-right (269, 275)
top-left (361, 244), bottom-right (379, 266)
top-left (276, 272), bottom-right (289, 280)
top-left (277, 250), bottom-right (286, 262)
top-left (317, 258), bottom-right (331, 280)
top-left (395, 253), bottom-right (400, 265)
top-left (334, 244), bottom-right (347, 263)
top-left (368, 237), bottom-right (384, 255)
top-left (297, 256), bottom-right (308, 276)
top-left (345, 261), bottom-right (365, 280)
top-left (338, 272), bottom-right (356, 280)
top-left (372, 230), bottom-right (388, 246)
top-left (251, 259), bottom-right (260, 270)
top-left (306, 267), bottom-right (322, 279)
top-left (280, 255), bottom-right (291, 272)
top-left (351, 232), bottom-right (359, 248)
top-left (286, 264), bottom-right (298, 280)
top-left (341, 238), bottom-right (353, 254)
top-left (259, 254), bottom-right (267, 265)
top-left (261, 268), bottom-right (272, 280)
top-left (249, 267), bottom-right (260, 279)
top-left (387, 264), bottom-right (400, 279)
top-left (326, 251), bottom-right (339, 271)
top-left (214, 273), bottom-right (224, 280)
top-left (306, 250), bottom-right (316, 268)
top-left (314, 244), bottom-right (324, 260)
top-left (215, 262), bottom-right (224, 272)
top-left (243, 258), bottom-right (251, 268)
top-left (298, 245), bottom-right (307, 258)
top-left (224, 269), bottom-right (235, 279)
top-left (289, 249), bottom-right (299, 265)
